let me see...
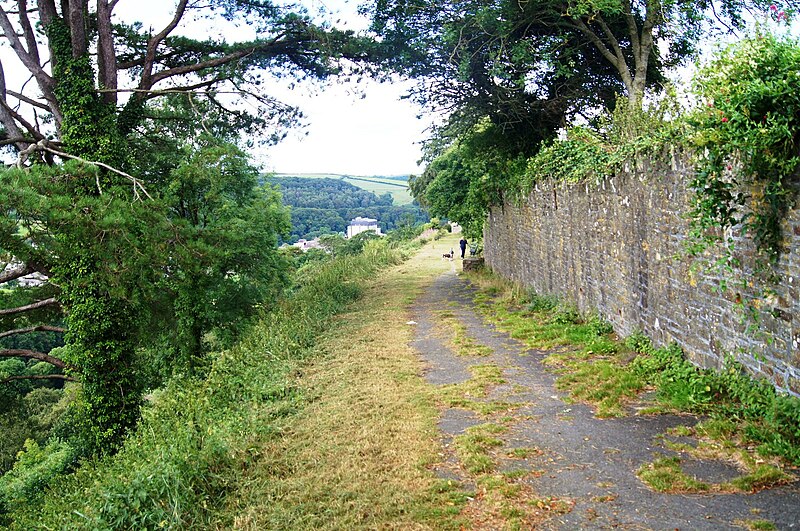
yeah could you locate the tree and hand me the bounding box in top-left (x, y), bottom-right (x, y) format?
top-left (368, 0), bottom-right (627, 159)
top-left (567, 0), bottom-right (776, 108)
top-left (370, 0), bottom-right (771, 237)
top-left (369, 0), bottom-right (769, 121)
top-left (159, 140), bottom-right (290, 371)
top-left (410, 118), bottom-right (526, 239)
top-left (0, 1), bottom-right (369, 451)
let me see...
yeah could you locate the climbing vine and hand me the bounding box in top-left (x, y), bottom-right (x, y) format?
top-left (48, 20), bottom-right (125, 170)
top-left (688, 31), bottom-right (800, 266)
top-left (523, 96), bottom-right (680, 192)
top-left (44, 19), bottom-right (148, 452)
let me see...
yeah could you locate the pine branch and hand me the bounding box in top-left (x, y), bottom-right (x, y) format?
top-left (0, 325), bottom-right (66, 340)
top-left (17, 140), bottom-right (154, 201)
top-left (1, 374), bottom-right (77, 384)
top-left (0, 297), bottom-right (59, 316)
top-left (0, 348), bottom-right (68, 369)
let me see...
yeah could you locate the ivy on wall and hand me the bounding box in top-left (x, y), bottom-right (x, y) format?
top-left (688, 31), bottom-right (800, 266)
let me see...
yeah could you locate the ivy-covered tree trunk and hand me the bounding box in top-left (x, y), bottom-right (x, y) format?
top-left (47, 20), bottom-right (142, 450)
top-left (0, 0), bottom-right (366, 456)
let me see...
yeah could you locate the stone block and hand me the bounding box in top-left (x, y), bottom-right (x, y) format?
top-left (462, 257), bottom-right (484, 272)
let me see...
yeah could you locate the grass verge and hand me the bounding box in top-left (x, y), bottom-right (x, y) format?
top-left (461, 267), bottom-right (800, 484)
top-left (434, 310), bottom-right (493, 357)
top-left (208, 234), bottom-right (473, 529)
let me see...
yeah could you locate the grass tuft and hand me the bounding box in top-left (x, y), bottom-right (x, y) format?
top-left (637, 457), bottom-right (711, 493)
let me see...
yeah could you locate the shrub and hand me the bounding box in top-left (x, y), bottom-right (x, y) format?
top-left (0, 439), bottom-right (76, 519)
top-left (525, 292), bottom-right (558, 313)
top-left (587, 314), bottom-right (614, 336)
top-left (688, 31), bottom-right (800, 263)
top-left (551, 304), bottom-right (581, 325)
top-left (624, 330), bottom-right (654, 354)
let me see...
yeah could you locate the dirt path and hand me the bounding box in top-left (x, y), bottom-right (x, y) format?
top-left (411, 268), bottom-right (800, 530)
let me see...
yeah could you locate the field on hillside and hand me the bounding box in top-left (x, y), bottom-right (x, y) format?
top-left (275, 173), bottom-right (415, 205)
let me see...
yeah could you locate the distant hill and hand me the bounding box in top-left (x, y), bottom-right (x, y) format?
top-left (268, 176), bottom-right (427, 243)
top-left (274, 173), bottom-right (415, 206)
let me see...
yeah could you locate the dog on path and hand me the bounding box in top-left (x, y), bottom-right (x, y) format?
top-left (442, 249), bottom-right (454, 260)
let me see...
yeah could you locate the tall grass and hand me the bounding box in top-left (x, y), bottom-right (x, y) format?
top-left (2, 239), bottom-right (406, 529)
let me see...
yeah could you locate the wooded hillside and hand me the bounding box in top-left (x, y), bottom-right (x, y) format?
top-left (269, 177), bottom-right (428, 242)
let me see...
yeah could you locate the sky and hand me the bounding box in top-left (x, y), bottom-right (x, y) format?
top-left (255, 0), bottom-right (435, 177)
top-left (113, 0), bottom-right (433, 177)
top-left (0, 1), bottom-right (430, 176)
top-left (258, 77), bottom-right (432, 177)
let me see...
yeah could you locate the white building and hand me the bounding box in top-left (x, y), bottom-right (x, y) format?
top-left (346, 217), bottom-right (382, 238)
top-left (293, 238), bottom-right (323, 252)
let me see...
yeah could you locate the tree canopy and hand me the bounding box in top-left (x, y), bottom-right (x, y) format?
top-left (0, 0), bottom-right (370, 452)
top-left (369, 0), bottom-right (773, 235)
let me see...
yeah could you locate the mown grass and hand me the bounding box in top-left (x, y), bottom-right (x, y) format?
top-left (213, 236), bottom-right (471, 529)
top-left (434, 363), bottom-right (513, 416)
top-left (434, 310), bottom-right (493, 357)
top-left (637, 457), bottom-right (711, 493)
top-left (734, 518), bottom-right (778, 530)
top-left (636, 454), bottom-right (791, 495)
top-left (640, 420), bottom-right (793, 494)
top-left (452, 414), bottom-right (570, 530)
top-left (0, 238), bottom-right (461, 530)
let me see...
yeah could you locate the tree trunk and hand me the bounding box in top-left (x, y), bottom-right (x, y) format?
top-left (43, 13), bottom-right (143, 451)
top-left (96, 0), bottom-right (117, 105)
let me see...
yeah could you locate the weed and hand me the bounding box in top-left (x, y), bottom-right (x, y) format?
top-left (465, 267), bottom-right (800, 469)
top-left (455, 423), bottom-right (506, 474)
top-left (734, 519), bottom-right (777, 530)
top-left (637, 457), bottom-right (711, 493)
top-left (725, 465), bottom-right (791, 492)
top-left (525, 293), bottom-right (559, 312)
top-left (508, 447), bottom-right (541, 459)
top-left (625, 330), bottom-right (654, 353)
top-left (436, 310), bottom-right (494, 357)
top-left (551, 305), bottom-right (581, 325)
top-left (587, 313), bottom-right (614, 335)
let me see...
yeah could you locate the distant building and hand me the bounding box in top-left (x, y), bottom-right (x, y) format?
top-left (293, 238), bottom-right (323, 252)
top-left (18, 272), bottom-right (48, 287)
top-left (346, 217), bottom-right (382, 238)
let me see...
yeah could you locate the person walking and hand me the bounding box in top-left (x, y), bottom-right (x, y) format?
top-left (459, 237), bottom-right (468, 259)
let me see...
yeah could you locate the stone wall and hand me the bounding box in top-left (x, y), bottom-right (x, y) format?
top-left (483, 153), bottom-right (800, 396)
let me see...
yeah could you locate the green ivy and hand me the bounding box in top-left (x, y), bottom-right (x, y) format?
top-left (47, 20), bottom-right (125, 169)
top-left (522, 97), bottom-right (680, 192)
top-left (43, 19), bottom-right (147, 452)
top-left (688, 31), bottom-right (800, 265)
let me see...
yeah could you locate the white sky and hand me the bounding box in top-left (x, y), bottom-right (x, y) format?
top-left (113, 0), bottom-right (433, 177)
top-left (0, 1), bottom-right (430, 176)
top-left (257, 77), bottom-right (431, 176)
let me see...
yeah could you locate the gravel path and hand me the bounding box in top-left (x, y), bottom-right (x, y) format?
top-left (411, 269), bottom-right (800, 530)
